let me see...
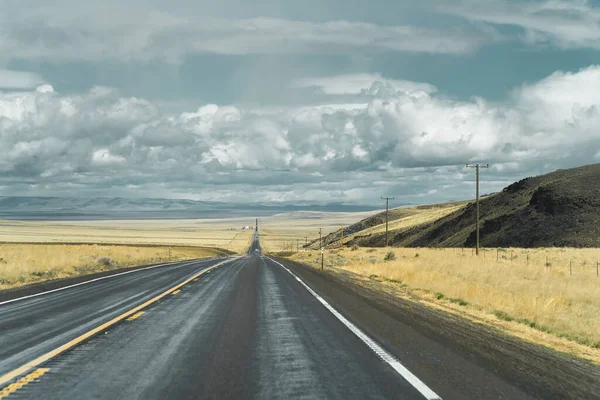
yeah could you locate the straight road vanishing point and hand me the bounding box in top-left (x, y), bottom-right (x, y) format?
top-left (0, 235), bottom-right (591, 399)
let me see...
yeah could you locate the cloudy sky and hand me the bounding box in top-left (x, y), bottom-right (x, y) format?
top-left (1, 0), bottom-right (600, 205)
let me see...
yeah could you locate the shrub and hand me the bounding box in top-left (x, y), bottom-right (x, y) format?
top-left (366, 248), bottom-right (377, 253)
top-left (384, 251), bottom-right (396, 261)
top-left (351, 244), bottom-right (359, 251)
top-left (494, 310), bottom-right (514, 321)
top-left (449, 297), bottom-right (469, 306)
top-left (415, 253), bottom-right (420, 258)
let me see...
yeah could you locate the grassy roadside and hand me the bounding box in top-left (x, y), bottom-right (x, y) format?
top-left (0, 243), bottom-right (233, 291)
top-left (286, 247), bottom-right (600, 365)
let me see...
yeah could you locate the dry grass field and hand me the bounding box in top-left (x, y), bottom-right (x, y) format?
top-left (0, 243), bottom-right (231, 290)
top-left (290, 246), bottom-right (600, 361)
top-left (257, 210), bottom-right (377, 252)
top-left (0, 219), bottom-right (256, 252)
top-left (343, 204), bottom-right (466, 243)
top-left (0, 211), bottom-right (368, 290)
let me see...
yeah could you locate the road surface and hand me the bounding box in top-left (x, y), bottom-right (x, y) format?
top-left (0, 236), bottom-right (598, 399)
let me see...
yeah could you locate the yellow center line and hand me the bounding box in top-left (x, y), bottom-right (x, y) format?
top-left (0, 257), bottom-right (238, 388)
top-left (172, 290), bottom-right (181, 295)
top-left (0, 368), bottom-right (50, 399)
top-left (125, 311), bottom-right (145, 321)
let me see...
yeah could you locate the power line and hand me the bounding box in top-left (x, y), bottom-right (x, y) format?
top-left (466, 163), bottom-right (489, 255)
top-left (381, 197), bottom-right (394, 247)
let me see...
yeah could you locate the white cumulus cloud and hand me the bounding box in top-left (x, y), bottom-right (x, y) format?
top-left (1, 66), bottom-right (600, 203)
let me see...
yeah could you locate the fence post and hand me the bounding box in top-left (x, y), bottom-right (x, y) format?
top-left (570, 261), bottom-right (572, 276)
top-left (527, 253), bottom-right (529, 265)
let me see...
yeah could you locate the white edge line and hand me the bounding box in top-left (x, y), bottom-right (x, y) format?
top-left (0, 256), bottom-right (230, 307)
top-left (267, 257), bottom-right (442, 400)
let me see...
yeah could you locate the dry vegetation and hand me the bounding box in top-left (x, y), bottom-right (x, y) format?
top-left (0, 219), bottom-right (255, 253)
top-left (0, 243), bottom-right (231, 290)
top-left (346, 204), bottom-right (465, 240)
top-left (258, 210), bottom-right (375, 253)
top-left (290, 246), bottom-right (600, 361)
top-left (0, 212), bottom-right (364, 290)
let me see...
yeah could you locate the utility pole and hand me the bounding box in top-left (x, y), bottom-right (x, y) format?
top-left (321, 247), bottom-right (324, 270)
top-left (466, 163), bottom-right (489, 256)
top-left (340, 225), bottom-right (344, 248)
top-left (319, 228), bottom-right (323, 249)
top-left (381, 197), bottom-right (394, 247)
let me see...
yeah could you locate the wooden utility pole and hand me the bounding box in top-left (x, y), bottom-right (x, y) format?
top-left (466, 164), bottom-right (489, 255)
top-left (381, 197), bottom-right (394, 247)
top-left (321, 248), bottom-right (324, 270)
top-left (340, 225), bottom-right (344, 248)
top-left (319, 228), bottom-right (323, 249)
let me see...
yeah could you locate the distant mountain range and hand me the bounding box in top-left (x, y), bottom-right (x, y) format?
top-left (0, 196), bottom-right (381, 220)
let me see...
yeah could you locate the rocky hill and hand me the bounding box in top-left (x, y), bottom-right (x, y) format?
top-left (350, 164), bottom-right (600, 248)
top-left (307, 201), bottom-right (467, 249)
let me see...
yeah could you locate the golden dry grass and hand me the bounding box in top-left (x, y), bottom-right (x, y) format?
top-left (0, 243), bottom-right (230, 290)
top-left (0, 212), bottom-right (368, 290)
top-left (350, 204), bottom-right (464, 239)
top-left (258, 210), bottom-right (376, 253)
top-left (0, 219), bottom-right (255, 253)
top-left (291, 246), bottom-right (600, 359)
top-left (259, 203), bottom-right (466, 250)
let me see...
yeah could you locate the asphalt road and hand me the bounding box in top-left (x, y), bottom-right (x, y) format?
top-left (0, 236), bottom-right (597, 399)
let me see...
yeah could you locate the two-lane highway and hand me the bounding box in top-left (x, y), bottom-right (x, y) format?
top-left (0, 256), bottom-right (235, 383)
top-left (0, 237), bottom-right (440, 399)
top-left (0, 251), bottom-right (434, 399)
top-left (1, 235), bottom-right (597, 399)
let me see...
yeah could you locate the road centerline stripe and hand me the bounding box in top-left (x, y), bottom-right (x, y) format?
top-left (0, 368), bottom-right (50, 399)
top-left (126, 311), bottom-right (145, 321)
top-left (267, 257), bottom-right (442, 400)
top-left (0, 257), bottom-right (239, 388)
